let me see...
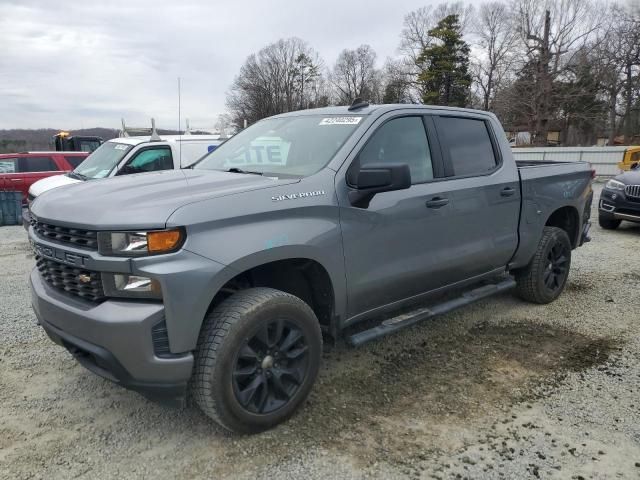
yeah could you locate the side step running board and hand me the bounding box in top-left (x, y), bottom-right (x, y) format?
top-left (347, 277), bottom-right (516, 347)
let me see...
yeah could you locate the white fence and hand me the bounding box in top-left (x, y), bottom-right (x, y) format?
top-left (512, 147), bottom-right (627, 176)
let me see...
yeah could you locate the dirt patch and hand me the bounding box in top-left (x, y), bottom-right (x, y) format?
top-left (565, 277), bottom-right (596, 293)
top-left (209, 322), bottom-right (616, 474)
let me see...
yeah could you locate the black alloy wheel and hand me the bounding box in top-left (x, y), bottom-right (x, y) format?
top-left (232, 319), bottom-right (309, 414)
top-left (515, 226), bottom-right (572, 304)
top-left (192, 288), bottom-right (322, 433)
top-left (543, 242), bottom-right (569, 293)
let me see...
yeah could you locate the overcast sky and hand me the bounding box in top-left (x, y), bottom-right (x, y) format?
top-left (0, 0), bottom-right (487, 130)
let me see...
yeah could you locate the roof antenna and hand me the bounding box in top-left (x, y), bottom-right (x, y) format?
top-left (348, 97), bottom-right (369, 111)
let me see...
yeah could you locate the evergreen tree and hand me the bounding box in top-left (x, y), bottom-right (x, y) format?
top-left (417, 14), bottom-right (471, 107)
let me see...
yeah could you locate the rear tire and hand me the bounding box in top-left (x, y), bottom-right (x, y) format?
top-left (515, 226), bottom-right (572, 304)
top-left (598, 215), bottom-right (621, 230)
top-left (192, 288), bottom-right (322, 433)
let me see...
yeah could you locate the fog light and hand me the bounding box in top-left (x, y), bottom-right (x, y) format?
top-left (102, 273), bottom-right (162, 299)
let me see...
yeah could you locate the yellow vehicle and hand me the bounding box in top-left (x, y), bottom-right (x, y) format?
top-left (618, 146), bottom-right (640, 171)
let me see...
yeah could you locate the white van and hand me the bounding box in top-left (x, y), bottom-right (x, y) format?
top-left (28, 135), bottom-right (222, 201)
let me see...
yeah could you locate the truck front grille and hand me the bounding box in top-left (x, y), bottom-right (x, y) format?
top-left (625, 185), bottom-right (640, 199)
top-left (36, 255), bottom-right (106, 302)
top-left (31, 219), bottom-right (98, 250)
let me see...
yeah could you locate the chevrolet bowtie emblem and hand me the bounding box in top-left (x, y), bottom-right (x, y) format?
top-left (78, 274), bottom-right (91, 284)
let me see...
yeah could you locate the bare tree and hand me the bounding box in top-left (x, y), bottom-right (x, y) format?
top-left (330, 45), bottom-right (380, 104)
top-left (471, 1), bottom-right (519, 110)
top-left (226, 38), bottom-right (325, 126)
top-left (594, 6), bottom-right (633, 143)
top-left (618, 9), bottom-right (640, 142)
top-left (514, 0), bottom-right (603, 144)
top-left (381, 57), bottom-right (413, 103)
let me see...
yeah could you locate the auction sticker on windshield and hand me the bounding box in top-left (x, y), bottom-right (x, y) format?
top-left (319, 117), bottom-right (362, 126)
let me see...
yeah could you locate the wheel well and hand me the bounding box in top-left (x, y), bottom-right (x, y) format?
top-left (546, 206), bottom-right (579, 248)
top-left (209, 259), bottom-right (335, 332)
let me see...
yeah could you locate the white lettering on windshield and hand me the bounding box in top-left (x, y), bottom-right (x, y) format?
top-left (319, 117), bottom-right (362, 126)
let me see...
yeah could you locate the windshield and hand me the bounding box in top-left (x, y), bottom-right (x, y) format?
top-left (74, 141), bottom-right (133, 179)
top-left (194, 115), bottom-right (363, 177)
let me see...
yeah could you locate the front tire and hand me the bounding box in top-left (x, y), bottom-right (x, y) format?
top-left (515, 226), bottom-right (572, 304)
top-left (192, 288), bottom-right (322, 433)
top-left (598, 214), bottom-right (621, 230)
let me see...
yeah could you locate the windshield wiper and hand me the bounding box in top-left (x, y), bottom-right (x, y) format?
top-left (225, 167), bottom-right (263, 176)
top-left (67, 171), bottom-right (89, 180)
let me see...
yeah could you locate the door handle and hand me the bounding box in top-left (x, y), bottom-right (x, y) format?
top-left (500, 187), bottom-right (516, 197)
top-left (10, 178), bottom-right (23, 182)
top-left (425, 197), bottom-right (449, 208)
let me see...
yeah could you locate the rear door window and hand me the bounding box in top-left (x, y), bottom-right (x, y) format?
top-left (18, 156), bottom-right (59, 172)
top-left (122, 147), bottom-right (173, 173)
top-left (435, 117), bottom-right (498, 177)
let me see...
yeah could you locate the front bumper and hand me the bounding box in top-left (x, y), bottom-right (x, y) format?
top-left (30, 269), bottom-right (193, 406)
top-left (599, 189), bottom-right (640, 223)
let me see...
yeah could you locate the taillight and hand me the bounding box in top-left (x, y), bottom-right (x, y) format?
top-left (591, 169), bottom-right (596, 179)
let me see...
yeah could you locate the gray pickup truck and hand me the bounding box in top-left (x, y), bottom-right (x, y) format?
top-left (29, 104), bottom-right (593, 433)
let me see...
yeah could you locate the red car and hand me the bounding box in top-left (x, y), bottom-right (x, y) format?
top-left (0, 152), bottom-right (89, 204)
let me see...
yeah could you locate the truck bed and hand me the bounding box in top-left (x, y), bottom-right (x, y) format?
top-left (516, 159), bottom-right (589, 168)
top-left (516, 159), bottom-right (593, 180)
top-left (510, 159), bottom-right (593, 270)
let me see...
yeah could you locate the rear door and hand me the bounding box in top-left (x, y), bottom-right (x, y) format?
top-left (432, 114), bottom-right (521, 273)
top-left (13, 156), bottom-right (61, 203)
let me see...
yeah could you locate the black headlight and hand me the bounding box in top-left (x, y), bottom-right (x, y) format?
top-left (97, 228), bottom-right (185, 256)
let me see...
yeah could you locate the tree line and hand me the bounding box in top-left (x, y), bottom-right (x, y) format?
top-left (225, 0), bottom-right (640, 146)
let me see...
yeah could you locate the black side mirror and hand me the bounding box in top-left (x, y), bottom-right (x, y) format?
top-left (348, 162), bottom-right (411, 208)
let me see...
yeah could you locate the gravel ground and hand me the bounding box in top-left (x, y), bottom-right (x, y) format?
top-left (1, 184), bottom-right (640, 479)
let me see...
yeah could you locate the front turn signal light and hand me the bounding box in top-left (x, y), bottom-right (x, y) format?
top-left (147, 229), bottom-right (184, 253)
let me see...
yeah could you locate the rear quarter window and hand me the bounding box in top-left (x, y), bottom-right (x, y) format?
top-left (436, 117), bottom-right (497, 177)
top-left (18, 156), bottom-right (59, 172)
top-left (0, 158), bottom-right (17, 173)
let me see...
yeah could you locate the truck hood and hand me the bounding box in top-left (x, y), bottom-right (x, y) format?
top-left (29, 174), bottom-right (80, 197)
top-left (31, 169), bottom-right (298, 230)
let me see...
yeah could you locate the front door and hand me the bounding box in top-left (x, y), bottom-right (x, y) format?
top-left (338, 114), bottom-right (457, 317)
